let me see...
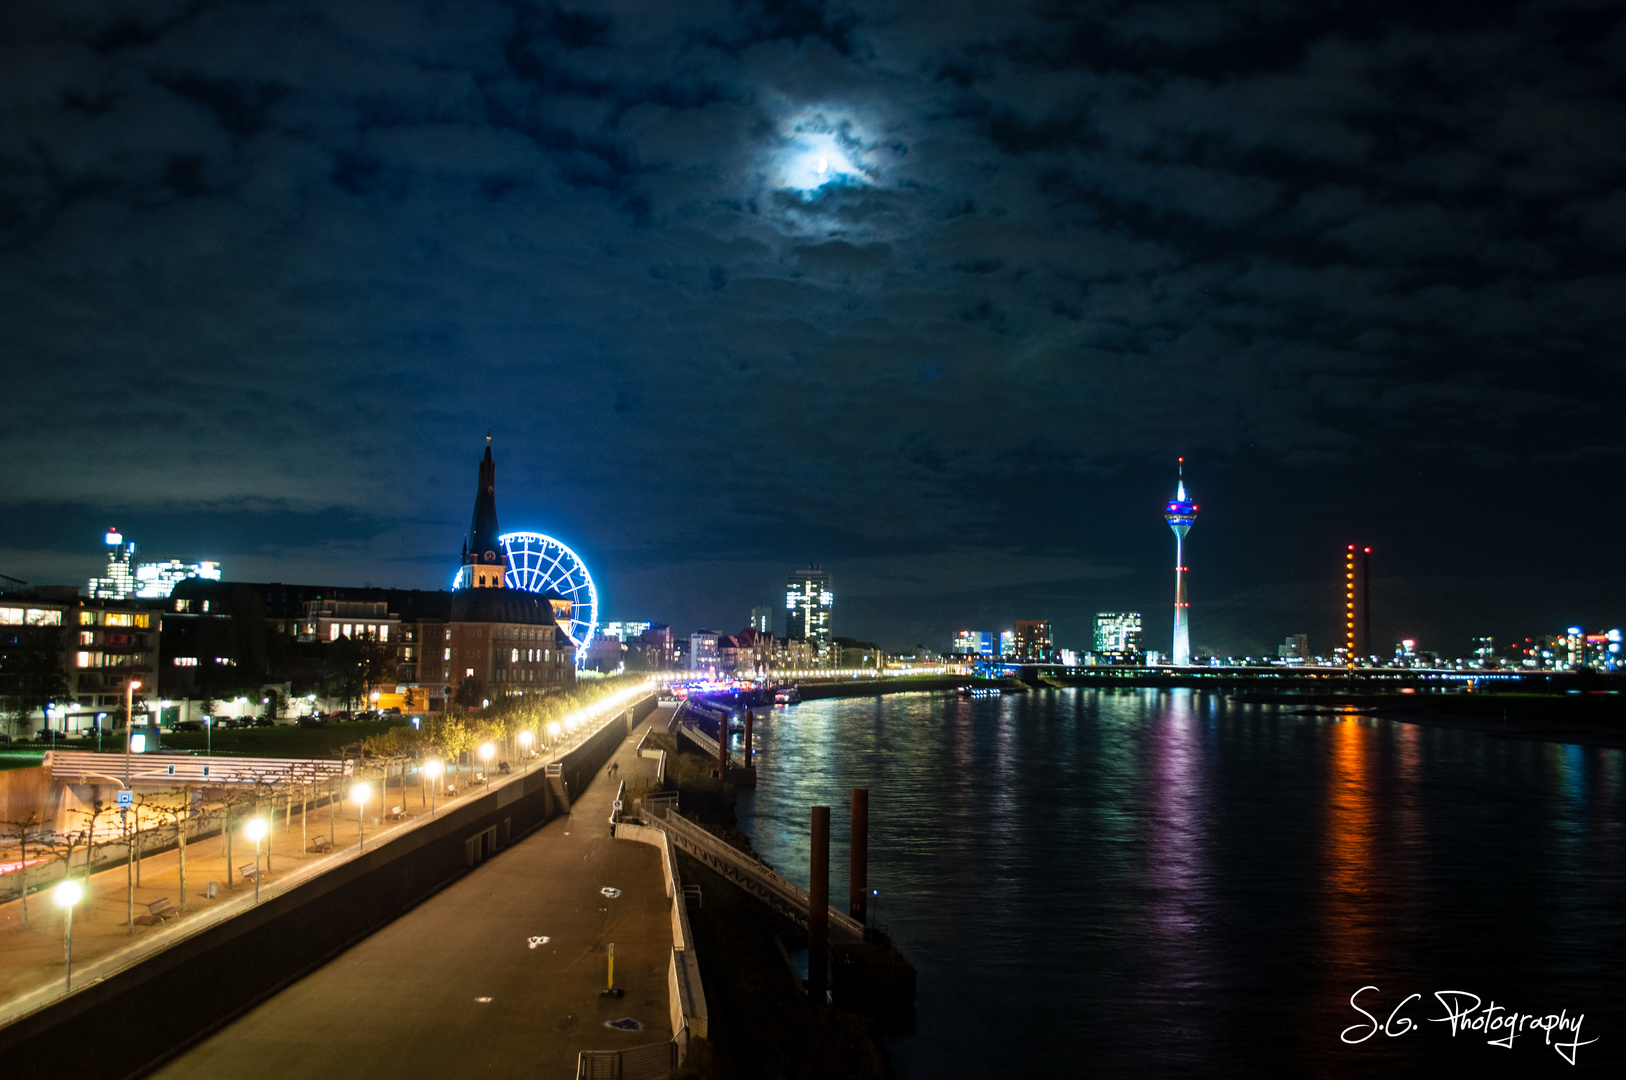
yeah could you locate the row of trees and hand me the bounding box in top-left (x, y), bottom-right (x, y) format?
top-left (353, 674), bottom-right (648, 784)
top-left (0, 769), bottom-right (349, 931)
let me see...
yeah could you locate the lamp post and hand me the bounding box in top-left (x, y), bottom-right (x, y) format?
top-left (123, 678), bottom-right (142, 788)
top-left (54, 879), bottom-right (82, 990)
top-left (244, 818), bottom-right (268, 904)
top-left (518, 730), bottom-right (533, 772)
top-left (423, 761), bottom-right (442, 818)
top-left (351, 783), bottom-right (371, 852)
top-left (546, 721), bottom-right (561, 754)
top-left (479, 743), bottom-right (495, 787)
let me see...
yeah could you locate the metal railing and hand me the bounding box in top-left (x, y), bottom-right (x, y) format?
top-left (640, 804), bottom-right (863, 941)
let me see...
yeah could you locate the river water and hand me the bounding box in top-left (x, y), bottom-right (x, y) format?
top-left (733, 688), bottom-right (1625, 1077)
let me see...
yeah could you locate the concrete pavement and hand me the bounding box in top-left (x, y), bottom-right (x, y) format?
top-left (150, 717), bottom-right (672, 1079)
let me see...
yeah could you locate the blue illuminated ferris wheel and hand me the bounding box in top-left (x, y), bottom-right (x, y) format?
top-left (499, 532), bottom-right (598, 663)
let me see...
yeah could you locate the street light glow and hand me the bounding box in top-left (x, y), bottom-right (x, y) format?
top-left (244, 818), bottom-right (268, 843)
top-left (350, 782), bottom-right (372, 807)
top-left (423, 760), bottom-right (443, 779)
top-left (54, 879), bottom-right (82, 908)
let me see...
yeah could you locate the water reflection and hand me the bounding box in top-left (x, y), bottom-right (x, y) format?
top-left (737, 691), bottom-right (1626, 1077)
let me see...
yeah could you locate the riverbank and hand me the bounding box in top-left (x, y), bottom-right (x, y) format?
top-left (650, 728), bottom-right (896, 1077)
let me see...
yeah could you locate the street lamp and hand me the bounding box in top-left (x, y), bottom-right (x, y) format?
top-left (351, 783), bottom-right (372, 852)
top-left (518, 730), bottom-right (533, 771)
top-left (54, 879), bottom-right (82, 990)
top-left (423, 760), bottom-right (443, 817)
top-left (479, 743), bottom-right (495, 787)
top-left (123, 678), bottom-right (143, 788)
top-left (244, 818), bottom-right (268, 904)
top-left (546, 721), bottom-right (561, 749)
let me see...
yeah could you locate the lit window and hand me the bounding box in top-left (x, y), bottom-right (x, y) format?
top-left (79, 631), bottom-right (95, 645)
top-left (330, 624), bottom-right (340, 641)
top-left (466, 668), bottom-right (474, 678)
top-left (443, 647), bottom-right (451, 660)
top-left (76, 651), bottom-right (96, 668)
top-left (0, 607), bottom-right (22, 625)
top-left (342, 623), bottom-right (352, 637)
top-left (511, 648), bottom-right (519, 662)
top-left (79, 611), bottom-right (98, 626)
top-left (133, 614), bottom-right (150, 629)
top-left (379, 624), bottom-right (389, 642)
top-left (201, 600), bottom-right (210, 612)
top-left (173, 657), bottom-right (198, 667)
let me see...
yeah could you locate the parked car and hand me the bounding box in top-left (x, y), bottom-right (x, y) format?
top-left (253, 717), bottom-right (274, 727)
top-left (174, 720), bottom-right (204, 732)
top-left (297, 716), bottom-right (328, 728)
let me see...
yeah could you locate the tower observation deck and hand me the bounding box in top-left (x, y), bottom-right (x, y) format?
top-left (1164, 459), bottom-right (1198, 665)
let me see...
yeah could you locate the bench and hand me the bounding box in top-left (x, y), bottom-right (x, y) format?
top-left (386, 806), bottom-right (410, 822)
top-left (140, 897), bottom-right (179, 925)
top-left (307, 835), bottom-right (333, 853)
top-left (239, 863), bottom-right (259, 881)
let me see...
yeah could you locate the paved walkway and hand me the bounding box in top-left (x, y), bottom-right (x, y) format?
top-left (0, 761), bottom-right (498, 1012)
top-left (151, 715), bottom-right (672, 1079)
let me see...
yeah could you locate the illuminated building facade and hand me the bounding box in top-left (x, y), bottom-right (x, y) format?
top-left (690, 630), bottom-right (719, 670)
top-left (1, 588), bottom-right (160, 731)
top-left (1094, 612), bottom-right (1142, 660)
top-left (785, 564), bottom-right (833, 664)
top-left (953, 630), bottom-right (995, 657)
top-left (1164, 460), bottom-right (1198, 665)
top-left (1013, 620), bottom-right (1054, 663)
top-left (89, 528), bottom-right (221, 600)
top-left (1278, 633), bottom-right (1310, 661)
top-left (751, 606), bottom-right (773, 634)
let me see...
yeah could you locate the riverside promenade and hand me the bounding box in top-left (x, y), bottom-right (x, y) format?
top-left (150, 712), bottom-right (672, 1079)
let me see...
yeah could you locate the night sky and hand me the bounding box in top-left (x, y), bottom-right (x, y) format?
top-left (2, 1), bottom-right (1623, 656)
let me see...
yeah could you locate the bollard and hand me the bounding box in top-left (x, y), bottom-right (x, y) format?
top-left (850, 788), bottom-right (868, 923)
top-left (744, 710), bottom-right (754, 762)
top-left (808, 805), bottom-right (830, 1003)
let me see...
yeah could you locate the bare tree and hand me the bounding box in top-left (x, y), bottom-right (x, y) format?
top-left (0, 810), bottom-right (48, 928)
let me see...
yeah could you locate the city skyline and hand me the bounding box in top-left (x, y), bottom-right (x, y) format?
top-left (2, 0), bottom-right (1622, 657)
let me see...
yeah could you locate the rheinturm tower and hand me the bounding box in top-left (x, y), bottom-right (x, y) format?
top-left (458, 437), bottom-right (508, 589)
top-left (1163, 458), bottom-right (1198, 665)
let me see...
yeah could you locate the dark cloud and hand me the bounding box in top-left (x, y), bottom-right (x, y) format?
top-left (1, 0), bottom-right (1623, 653)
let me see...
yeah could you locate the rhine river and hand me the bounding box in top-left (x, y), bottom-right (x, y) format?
top-left (734, 688), bottom-right (1625, 1077)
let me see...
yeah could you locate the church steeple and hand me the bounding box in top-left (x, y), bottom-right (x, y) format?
top-left (459, 437), bottom-right (507, 589)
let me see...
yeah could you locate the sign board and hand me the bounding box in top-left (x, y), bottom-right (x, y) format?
top-left (612, 800), bottom-right (622, 812)
top-left (116, 790), bottom-right (133, 808)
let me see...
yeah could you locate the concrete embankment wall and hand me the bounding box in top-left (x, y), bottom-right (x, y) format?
top-left (795, 676), bottom-right (993, 700)
top-left (0, 693), bottom-right (657, 1080)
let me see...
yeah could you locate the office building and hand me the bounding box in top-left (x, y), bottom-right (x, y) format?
top-left (88, 528), bottom-right (221, 600)
top-left (1278, 633), bottom-right (1309, 661)
top-left (1093, 613), bottom-right (1142, 659)
top-left (1013, 620), bottom-right (1053, 663)
top-left (751, 606), bottom-right (773, 635)
top-left (785, 564), bottom-right (833, 664)
top-left (999, 630), bottom-right (1015, 659)
top-left (953, 630), bottom-right (995, 657)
